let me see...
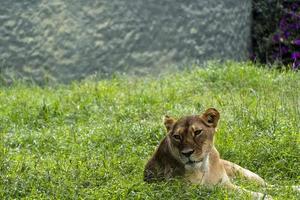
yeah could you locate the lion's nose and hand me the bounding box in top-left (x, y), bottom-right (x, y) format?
top-left (181, 149), bottom-right (194, 157)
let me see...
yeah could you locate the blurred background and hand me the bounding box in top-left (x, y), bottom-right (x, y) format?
top-left (0, 0), bottom-right (299, 84)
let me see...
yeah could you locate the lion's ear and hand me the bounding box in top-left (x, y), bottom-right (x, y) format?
top-left (163, 115), bottom-right (176, 132)
top-left (201, 108), bottom-right (220, 128)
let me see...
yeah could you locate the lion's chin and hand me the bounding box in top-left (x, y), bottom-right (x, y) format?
top-left (186, 160), bottom-right (201, 165)
top-left (184, 161), bottom-right (203, 170)
top-left (184, 154), bottom-right (210, 171)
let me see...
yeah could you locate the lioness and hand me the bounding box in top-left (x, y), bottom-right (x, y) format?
top-left (144, 108), bottom-right (271, 199)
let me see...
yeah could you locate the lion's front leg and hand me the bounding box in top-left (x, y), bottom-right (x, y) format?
top-left (222, 181), bottom-right (272, 200)
top-left (222, 159), bottom-right (266, 186)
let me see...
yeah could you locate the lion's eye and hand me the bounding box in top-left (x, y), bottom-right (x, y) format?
top-left (173, 134), bottom-right (181, 140)
top-left (194, 129), bottom-right (203, 136)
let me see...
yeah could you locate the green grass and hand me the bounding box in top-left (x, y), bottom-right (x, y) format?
top-left (0, 61), bottom-right (299, 199)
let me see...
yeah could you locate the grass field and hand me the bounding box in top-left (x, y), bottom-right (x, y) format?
top-left (0, 61), bottom-right (299, 199)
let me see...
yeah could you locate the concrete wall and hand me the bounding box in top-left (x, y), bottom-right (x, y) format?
top-left (0, 0), bottom-right (252, 83)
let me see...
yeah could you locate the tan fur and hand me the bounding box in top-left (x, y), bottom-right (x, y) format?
top-left (144, 108), bottom-right (272, 199)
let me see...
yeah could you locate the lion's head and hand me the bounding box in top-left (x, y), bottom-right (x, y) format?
top-left (164, 108), bottom-right (220, 170)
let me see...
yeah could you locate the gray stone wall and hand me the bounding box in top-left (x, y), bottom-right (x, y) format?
top-left (0, 0), bottom-right (252, 83)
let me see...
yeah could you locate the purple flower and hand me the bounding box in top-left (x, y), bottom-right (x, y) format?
top-left (279, 17), bottom-right (288, 31)
top-left (291, 52), bottom-right (300, 60)
top-left (288, 23), bottom-right (300, 30)
top-left (283, 31), bottom-right (290, 39)
top-left (290, 12), bottom-right (300, 20)
top-left (291, 3), bottom-right (300, 11)
top-left (280, 45), bottom-right (289, 54)
top-left (272, 34), bottom-right (281, 42)
top-left (268, 3), bottom-right (300, 68)
top-left (293, 39), bottom-right (300, 45)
